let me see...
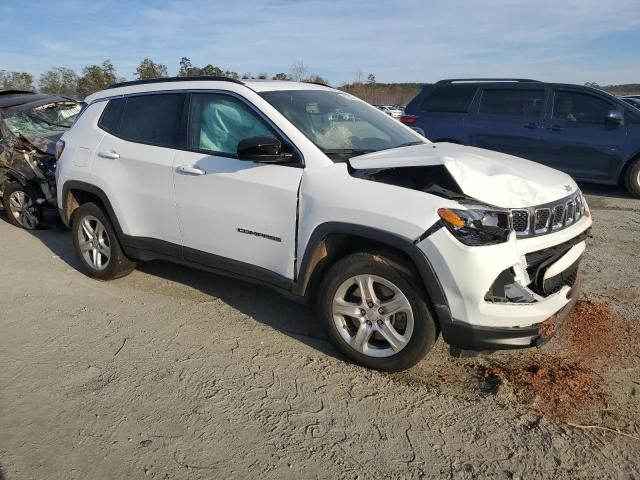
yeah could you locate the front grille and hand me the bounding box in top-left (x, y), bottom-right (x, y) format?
top-left (511, 192), bottom-right (587, 238)
top-left (512, 210), bottom-right (529, 234)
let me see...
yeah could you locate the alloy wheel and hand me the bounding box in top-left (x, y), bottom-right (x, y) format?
top-left (77, 215), bottom-right (111, 270)
top-left (332, 274), bottom-right (414, 357)
top-left (8, 190), bottom-right (38, 229)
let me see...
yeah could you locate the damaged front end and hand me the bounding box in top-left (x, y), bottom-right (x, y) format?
top-left (0, 96), bottom-right (80, 229)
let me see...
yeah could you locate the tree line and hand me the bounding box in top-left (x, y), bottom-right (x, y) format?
top-left (2, 60), bottom-right (638, 104)
top-left (0, 58), bottom-right (329, 100)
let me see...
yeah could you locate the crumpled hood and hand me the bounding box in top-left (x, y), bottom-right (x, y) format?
top-left (348, 143), bottom-right (578, 208)
top-left (19, 132), bottom-right (62, 156)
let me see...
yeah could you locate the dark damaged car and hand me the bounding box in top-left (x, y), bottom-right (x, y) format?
top-left (0, 90), bottom-right (81, 229)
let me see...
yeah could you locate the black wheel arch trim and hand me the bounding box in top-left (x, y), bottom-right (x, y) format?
top-left (60, 181), bottom-right (124, 235)
top-left (294, 222), bottom-right (452, 327)
top-left (3, 170), bottom-right (29, 187)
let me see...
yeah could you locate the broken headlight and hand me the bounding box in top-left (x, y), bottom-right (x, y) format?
top-left (438, 208), bottom-right (511, 246)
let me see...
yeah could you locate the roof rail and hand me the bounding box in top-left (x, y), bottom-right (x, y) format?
top-left (106, 76), bottom-right (245, 90)
top-left (302, 80), bottom-right (333, 88)
top-left (436, 78), bottom-right (541, 84)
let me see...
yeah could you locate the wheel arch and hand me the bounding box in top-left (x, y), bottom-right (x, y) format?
top-left (619, 151), bottom-right (640, 185)
top-left (294, 222), bottom-right (452, 328)
top-left (60, 181), bottom-right (123, 237)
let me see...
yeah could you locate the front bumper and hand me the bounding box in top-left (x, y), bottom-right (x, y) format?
top-left (441, 273), bottom-right (581, 351)
top-left (417, 214), bottom-right (591, 350)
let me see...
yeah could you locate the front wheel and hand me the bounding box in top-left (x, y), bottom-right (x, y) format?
top-left (624, 158), bottom-right (640, 198)
top-left (318, 252), bottom-right (438, 371)
top-left (71, 202), bottom-right (136, 280)
top-left (2, 182), bottom-right (40, 230)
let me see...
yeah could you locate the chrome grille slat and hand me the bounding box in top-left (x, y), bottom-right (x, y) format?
top-left (511, 192), bottom-right (585, 238)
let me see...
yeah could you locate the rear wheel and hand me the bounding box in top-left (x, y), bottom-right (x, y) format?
top-left (71, 202), bottom-right (136, 280)
top-left (2, 182), bottom-right (40, 230)
top-left (624, 158), bottom-right (640, 198)
top-left (318, 252), bottom-right (438, 371)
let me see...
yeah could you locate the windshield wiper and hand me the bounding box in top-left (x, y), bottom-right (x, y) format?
top-left (391, 141), bottom-right (425, 149)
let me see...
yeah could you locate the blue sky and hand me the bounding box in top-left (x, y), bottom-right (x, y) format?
top-left (2, 0), bottom-right (640, 85)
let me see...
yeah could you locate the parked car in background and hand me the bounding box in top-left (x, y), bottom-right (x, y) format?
top-left (56, 77), bottom-right (590, 371)
top-left (401, 79), bottom-right (640, 196)
top-left (622, 96), bottom-right (640, 110)
top-left (379, 105), bottom-right (403, 119)
top-left (0, 90), bottom-right (82, 229)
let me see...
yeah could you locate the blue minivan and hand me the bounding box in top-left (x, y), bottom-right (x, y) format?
top-left (401, 79), bottom-right (640, 196)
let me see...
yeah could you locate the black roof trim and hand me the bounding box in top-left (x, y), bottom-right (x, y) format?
top-left (0, 89), bottom-right (36, 96)
top-left (436, 78), bottom-right (541, 84)
top-left (106, 76), bottom-right (245, 90)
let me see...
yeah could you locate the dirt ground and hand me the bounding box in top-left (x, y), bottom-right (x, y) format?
top-left (1, 183), bottom-right (639, 480)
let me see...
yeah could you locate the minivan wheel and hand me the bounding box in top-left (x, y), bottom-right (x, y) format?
top-left (319, 252), bottom-right (437, 371)
top-left (2, 182), bottom-right (39, 230)
top-left (71, 202), bottom-right (136, 280)
top-left (625, 158), bottom-right (640, 198)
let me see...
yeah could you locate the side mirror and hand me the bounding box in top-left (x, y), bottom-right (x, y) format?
top-left (237, 136), bottom-right (293, 163)
top-left (607, 110), bottom-right (624, 125)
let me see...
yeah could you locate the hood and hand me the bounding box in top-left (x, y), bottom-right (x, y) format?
top-left (19, 132), bottom-right (62, 156)
top-left (348, 143), bottom-right (578, 208)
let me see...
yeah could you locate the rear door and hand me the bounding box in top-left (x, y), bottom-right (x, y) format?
top-left (465, 87), bottom-right (547, 161)
top-left (537, 89), bottom-right (626, 181)
top-left (92, 93), bottom-right (185, 245)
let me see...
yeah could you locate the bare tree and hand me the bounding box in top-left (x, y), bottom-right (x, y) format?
top-left (290, 60), bottom-right (308, 82)
top-left (0, 70), bottom-right (35, 91)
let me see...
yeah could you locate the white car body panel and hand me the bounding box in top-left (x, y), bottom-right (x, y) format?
top-left (350, 143), bottom-right (579, 208)
top-left (173, 150), bottom-right (302, 279)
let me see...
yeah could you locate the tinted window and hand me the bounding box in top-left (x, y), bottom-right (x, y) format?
top-left (422, 86), bottom-right (477, 113)
top-left (98, 98), bottom-right (125, 134)
top-left (552, 91), bottom-right (614, 124)
top-left (189, 93), bottom-right (276, 156)
top-left (119, 93), bottom-right (185, 148)
top-left (479, 89), bottom-right (545, 116)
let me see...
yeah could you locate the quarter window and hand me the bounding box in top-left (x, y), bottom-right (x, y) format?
top-left (118, 93), bottom-right (186, 148)
top-left (479, 89), bottom-right (545, 116)
top-left (189, 93), bottom-right (275, 156)
top-left (422, 85), bottom-right (477, 113)
top-left (98, 98), bottom-right (125, 135)
top-left (552, 91), bottom-right (614, 124)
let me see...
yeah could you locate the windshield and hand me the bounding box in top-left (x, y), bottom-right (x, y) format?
top-left (3, 101), bottom-right (81, 138)
top-left (260, 90), bottom-right (425, 161)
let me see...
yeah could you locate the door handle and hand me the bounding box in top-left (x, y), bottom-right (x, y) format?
top-left (524, 122), bottom-right (540, 129)
top-left (177, 165), bottom-right (206, 176)
top-left (98, 150), bottom-right (120, 159)
top-left (547, 125), bottom-right (562, 132)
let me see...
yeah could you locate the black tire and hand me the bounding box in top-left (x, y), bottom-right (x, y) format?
top-left (624, 158), bottom-right (640, 198)
top-left (71, 202), bottom-right (136, 280)
top-left (2, 182), bottom-right (41, 230)
top-left (318, 251), bottom-right (438, 372)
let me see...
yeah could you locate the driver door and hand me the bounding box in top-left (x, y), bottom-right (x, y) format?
top-left (173, 92), bottom-right (303, 281)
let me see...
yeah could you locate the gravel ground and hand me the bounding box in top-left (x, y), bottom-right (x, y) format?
top-left (0, 183), bottom-right (639, 480)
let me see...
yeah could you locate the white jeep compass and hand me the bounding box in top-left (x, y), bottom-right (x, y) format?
top-left (56, 77), bottom-right (592, 371)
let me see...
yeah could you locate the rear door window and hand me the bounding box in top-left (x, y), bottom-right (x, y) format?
top-left (479, 89), bottom-right (545, 117)
top-left (421, 85), bottom-right (477, 113)
top-left (118, 93), bottom-right (186, 148)
top-left (552, 91), bottom-right (614, 124)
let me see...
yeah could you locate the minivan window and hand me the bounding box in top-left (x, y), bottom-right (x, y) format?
top-left (98, 98), bottom-right (125, 135)
top-left (552, 91), bottom-right (614, 124)
top-left (189, 93), bottom-right (276, 156)
top-left (422, 85), bottom-right (477, 113)
top-left (479, 89), bottom-right (545, 116)
top-left (119, 93), bottom-right (185, 148)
